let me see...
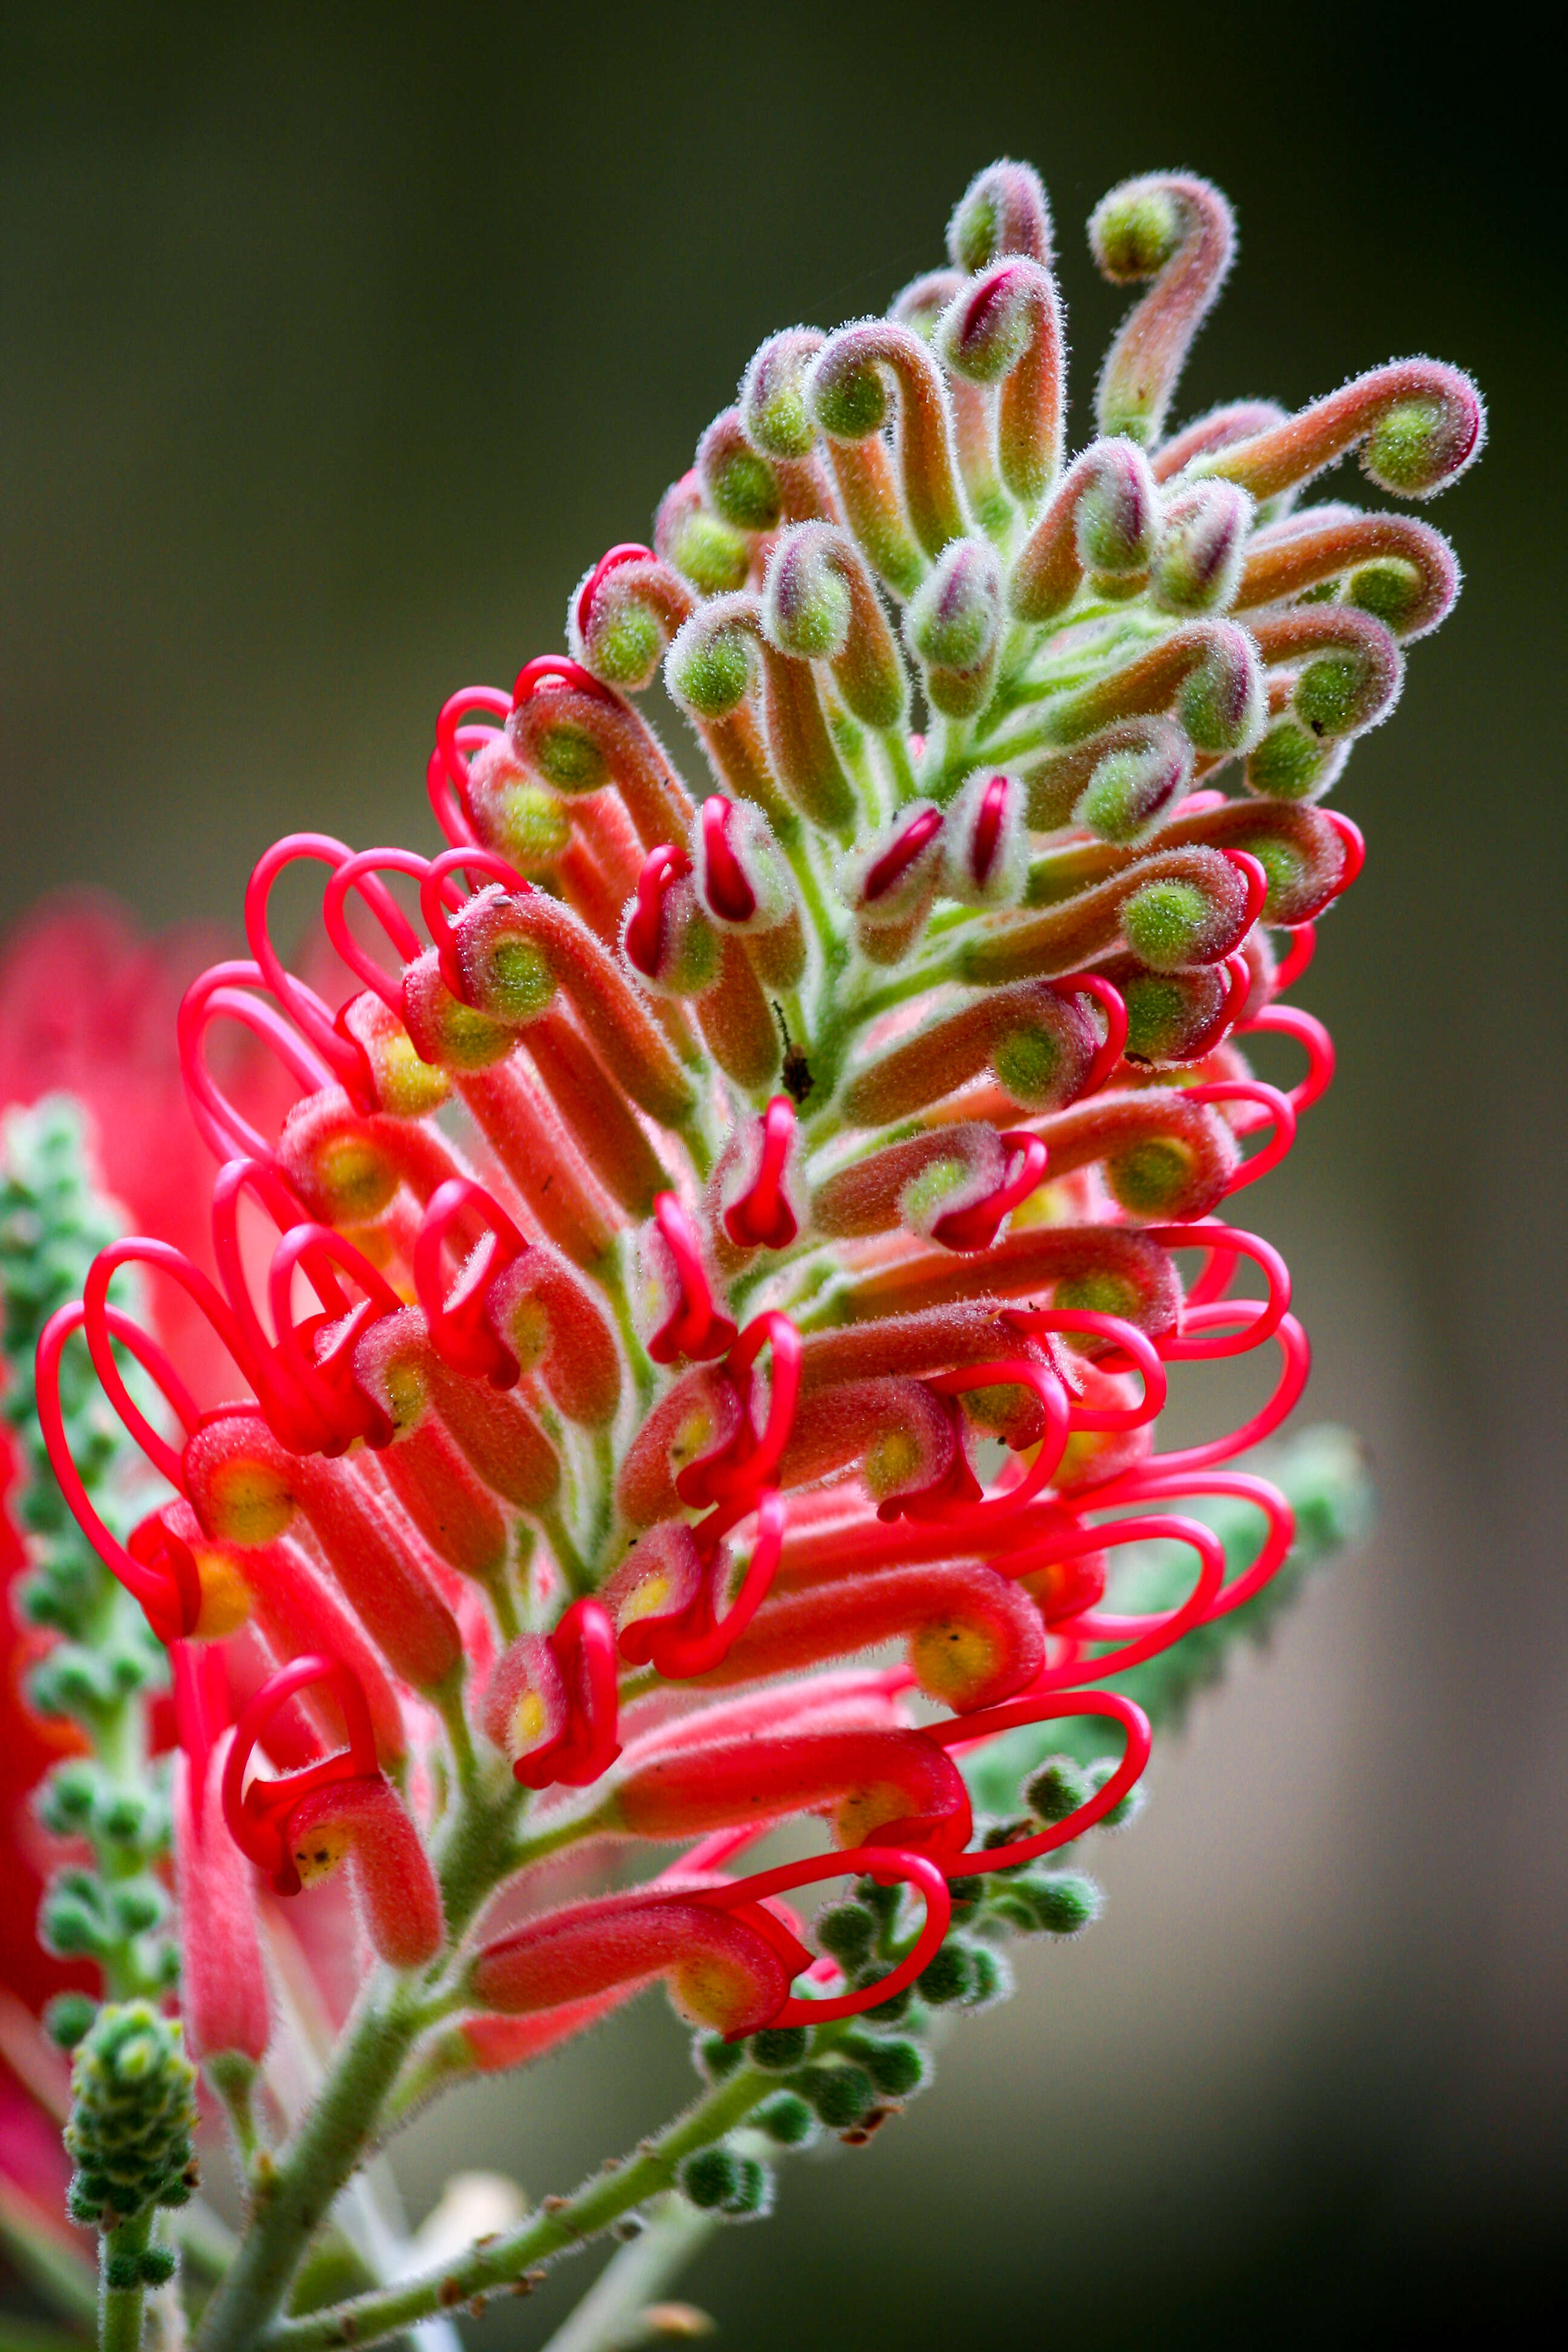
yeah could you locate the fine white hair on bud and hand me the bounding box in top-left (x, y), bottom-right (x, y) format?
top-left (1091, 172), bottom-right (1236, 449)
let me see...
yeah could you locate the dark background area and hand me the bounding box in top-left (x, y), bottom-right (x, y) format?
top-left (2, 2), bottom-right (1564, 2341)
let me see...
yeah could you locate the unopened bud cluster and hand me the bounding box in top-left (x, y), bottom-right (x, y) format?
top-left (26, 154), bottom-right (1471, 2325)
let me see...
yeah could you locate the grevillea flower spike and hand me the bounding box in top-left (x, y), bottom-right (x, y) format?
top-left (21, 155), bottom-right (1469, 2350)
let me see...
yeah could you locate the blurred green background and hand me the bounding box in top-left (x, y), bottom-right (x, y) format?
top-left (3, 1), bottom-right (1563, 2339)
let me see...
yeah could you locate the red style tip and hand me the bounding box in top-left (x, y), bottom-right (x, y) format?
top-left (723, 1096), bottom-right (800, 1252)
top-left (625, 844), bottom-right (691, 977)
top-left (699, 798), bottom-right (757, 923)
top-left (864, 807), bottom-right (944, 904)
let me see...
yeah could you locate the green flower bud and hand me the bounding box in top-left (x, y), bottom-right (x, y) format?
top-left (691, 2030), bottom-right (746, 2085)
top-left (747, 2025), bottom-right (809, 2073)
top-left (1086, 1756), bottom-right (1146, 1829)
top-left (698, 408), bottom-right (783, 532)
top-left (756, 2092), bottom-right (817, 2147)
top-left (1150, 481), bottom-right (1252, 614)
top-left (45, 1991), bottom-right (99, 2051)
top-left (741, 328), bottom-right (825, 460)
top-left (65, 2001), bottom-right (198, 2228)
top-left (915, 1940), bottom-right (975, 2006)
top-left (797, 2062), bottom-right (875, 2129)
top-left (655, 475), bottom-right (751, 595)
top-left (949, 160), bottom-right (1053, 274)
top-left (679, 2148), bottom-right (772, 2219)
top-left (1245, 719), bottom-right (1349, 803)
top-left (842, 2035), bottom-right (930, 2100)
top-left (1025, 1755), bottom-right (1093, 1824)
top-left (815, 1901), bottom-right (877, 1965)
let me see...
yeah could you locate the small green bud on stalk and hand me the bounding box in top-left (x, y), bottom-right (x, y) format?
top-left (1091, 173), bottom-right (1236, 448)
top-left (905, 538), bottom-right (1004, 717)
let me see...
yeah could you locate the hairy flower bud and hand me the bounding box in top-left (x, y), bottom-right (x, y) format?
top-left (943, 771), bottom-right (1027, 908)
top-left (808, 321), bottom-right (966, 588)
top-left (1022, 717), bottom-right (1192, 840)
top-left (697, 408), bottom-right (785, 534)
top-left (939, 258), bottom-right (1065, 507)
top-left (1040, 620), bottom-right (1266, 756)
top-left (1149, 480), bottom-right (1253, 614)
top-left (1192, 359), bottom-right (1485, 503)
top-left (174, 1734), bottom-right (270, 2066)
top-left (1007, 439), bottom-right (1159, 624)
top-left (655, 472), bottom-right (751, 596)
top-left (1091, 174), bottom-right (1235, 448)
top-left (469, 1887), bottom-right (797, 2039)
top-left (569, 547), bottom-right (696, 692)
top-left (841, 978), bottom-right (1096, 1122)
top-left (1233, 508), bottom-right (1459, 641)
top-left (949, 158), bottom-right (1053, 272)
top-left (609, 1726), bottom-right (972, 1858)
top-left (763, 523), bottom-right (907, 728)
top-left (904, 537), bottom-right (1004, 716)
top-left (281, 1773), bottom-right (443, 1967)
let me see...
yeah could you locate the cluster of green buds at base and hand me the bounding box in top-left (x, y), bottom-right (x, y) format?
top-left (18, 155), bottom-right (1470, 2352)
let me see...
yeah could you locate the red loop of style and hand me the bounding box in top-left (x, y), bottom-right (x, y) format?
top-left (864, 806), bottom-right (944, 903)
top-left (624, 844), bottom-right (691, 977)
top-left (647, 1195), bottom-right (738, 1365)
top-left (700, 797), bottom-right (757, 923)
top-left (1269, 920), bottom-right (1317, 995)
top-left (413, 1178), bottom-right (528, 1383)
top-left (928, 1690), bottom-right (1151, 1869)
top-left (694, 1846), bottom-right (952, 2033)
top-left (1238, 1002), bottom-right (1336, 1112)
top-left (930, 1130), bottom-right (1049, 1251)
top-left (1186, 1077), bottom-right (1298, 1192)
top-left (1323, 809), bottom-right (1366, 890)
top-left (420, 846), bottom-right (532, 1000)
top-left (723, 1096), bottom-right (800, 1251)
top-left (618, 1491), bottom-right (786, 1679)
top-left (512, 655), bottom-right (619, 708)
top-left (512, 1600), bottom-right (622, 1790)
top-left (1048, 973), bottom-right (1129, 1101)
top-left (577, 543), bottom-right (656, 639)
top-left (1221, 846), bottom-right (1271, 930)
top-left (221, 1653), bottom-right (380, 1894)
top-left (890, 1358), bottom-right (1071, 1530)
top-left (676, 1311), bottom-right (803, 1511)
top-left (433, 686), bottom-right (512, 844)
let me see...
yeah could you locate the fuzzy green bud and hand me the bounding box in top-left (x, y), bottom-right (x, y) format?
top-left (756, 2092), bottom-right (817, 2147)
top-left (747, 2025), bottom-right (810, 2074)
top-left (1025, 1755), bottom-right (1093, 1824)
top-left (65, 2001), bottom-right (198, 2228)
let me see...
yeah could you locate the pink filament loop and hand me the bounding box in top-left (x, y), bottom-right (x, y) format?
top-left (431, 686), bottom-right (512, 846)
top-left (1109, 1469), bottom-right (1295, 1621)
top-left (893, 1358), bottom-right (1071, 1530)
top-left (1148, 1221), bottom-right (1292, 1353)
top-left (320, 848), bottom-right (429, 1021)
top-left (1323, 809), bottom-right (1366, 890)
top-left (177, 962), bottom-right (339, 1164)
top-left (619, 1491), bottom-right (786, 1680)
top-left (647, 1195), bottom-right (738, 1365)
top-left (700, 796), bottom-right (756, 923)
top-left (1004, 1307), bottom-right (1168, 1430)
top-left (81, 1240), bottom-right (230, 1483)
top-left (931, 1130), bottom-right (1048, 1252)
top-left (419, 846), bottom-right (532, 1000)
top-left (1269, 921), bottom-right (1317, 995)
top-left (1131, 1312), bottom-right (1311, 1478)
top-left (1239, 1002), bottom-right (1335, 1112)
top-left (696, 1847), bottom-right (952, 2033)
top-left (1221, 846), bottom-right (1271, 930)
top-left (266, 1223), bottom-right (405, 1455)
top-left (1189, 950), bottom-right (1254, 1062)
top-left (34, 1302), bottom-right (203, 1643)
top-left (1025, 1514), bottom-right (1227, 1685)
top-left (413, 1177), bottom-right (527, 1382)
top-left (513, 1599), bottom-right (622, 1790)
top-left (970, 774), bottom-right (1011, 887)
top-left (208, 1161), bottom-right (350, 1452)
top-left (576, 543), bottom-right (656, 639)
top-left (244, 835), bottom-right (407, 1097)
top-left (513, 655), bottom-right (619, 708)
top-left (864, 806), bottom-right (944, 902)
top-left (624, 844), bottom-right (691, 978)
top-left (1185, 1077), bottom-right (1297, 1192)
top-left (723, 1096), bottom-right (799, 1251)
top-left (677, 1311), bottom-right (802, 1511)
top-left (928, 1690), bottom-right (1151, 1870)
top-left (221, 1653), bottom-right (379, 1893)
top-left (1048, 973), bottom-right (1129, 1102)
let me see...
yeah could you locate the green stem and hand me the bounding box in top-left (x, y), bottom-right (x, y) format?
top-left (99, 2209), bottom-right (152, 2352)
top-left (193, 1979), bottom-right (426, 2352)
top-left (258, 2066), bottom-right (778, 2352)
top-left (535, 2195), bottom-right (716, 2352)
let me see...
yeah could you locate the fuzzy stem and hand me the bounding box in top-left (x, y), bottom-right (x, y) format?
top-left (256, 2065), bottom-right (782, 2352)
top-left (100, 2209), bottom-right (153, 2352)
top-left (536, 2196), bottom-right (716, 2352)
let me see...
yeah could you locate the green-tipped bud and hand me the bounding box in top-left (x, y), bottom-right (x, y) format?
top-left (697, 408), bottom-right (784, 533)
top-left (1025, 1872), bottom-right (1102, 1935)
top-left (964, 1943), bottom-right (1013, 2007)
top-left (1025, 1754), bottom-right (1093, 1824)
top-left (1007, 439), bottom-right (1157, 624)
top-left (742, 327), bottom-right (825, 460)
top-left (939, 258), bottom-right (1065, 508)
top-left (949, 159), bottom-right (1053, 273)
top-left (65, 2001), bottom-right (198, 2227)
top-left (655, 474), bottom-right (752, 596)
top-left (1150, 480), bottom-right (1252, 614)
top-left (915, 1940), bottom-right (976, 2006)
top-left (1076, 739), bottom-right (1187, 843)
top-left (1244, 719), bottom-right (1350, 803)
top-left (1194, 360), bottom-right (1485, 505)
top-left (665, 598), bottom-right (761, 719)
top-left (747, 2025), bottom-right (809, 2074)
top-left (1090, 174), bottom-right (1235, 448)
top-left (904, 537), bottom-right (1002, 717)
top-left (764, 522), bottom-right (908, 727)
